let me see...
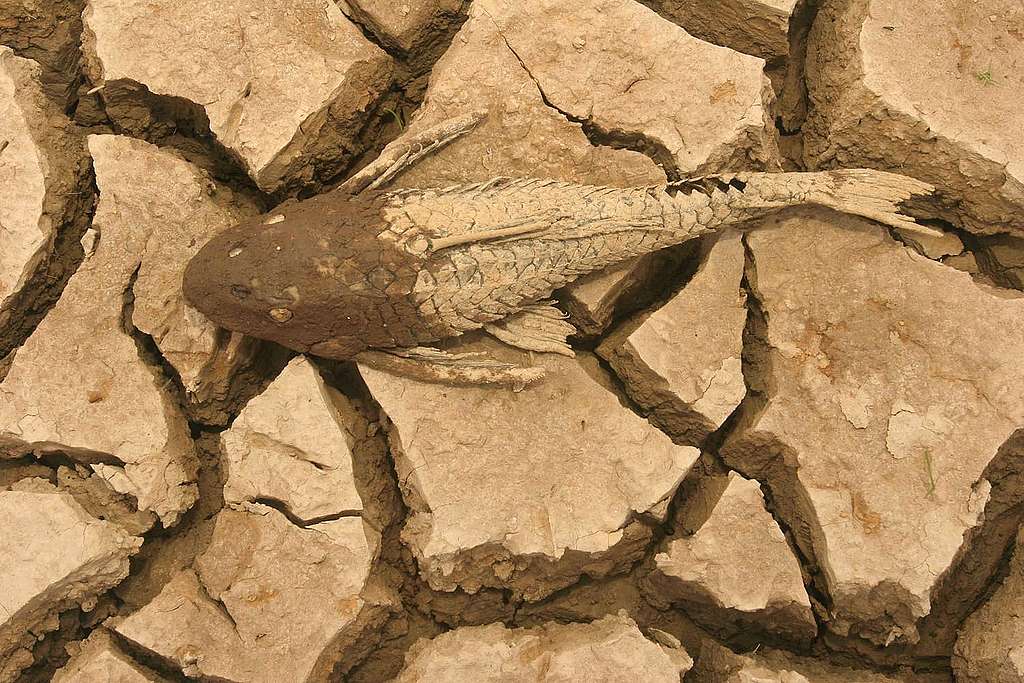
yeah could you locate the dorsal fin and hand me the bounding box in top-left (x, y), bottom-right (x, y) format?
top-left (428, 218), bottom-right (552, 251)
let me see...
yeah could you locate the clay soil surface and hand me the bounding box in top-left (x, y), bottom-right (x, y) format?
top-left (3, 0), bottom-right (1024, 681)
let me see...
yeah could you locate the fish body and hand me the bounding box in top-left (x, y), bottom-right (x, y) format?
top-left (182, 170), bottom-right (933, 358)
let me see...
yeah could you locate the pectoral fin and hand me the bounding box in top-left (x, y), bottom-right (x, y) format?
top-left (485, 302), bottom-right (576, 357)
top-left (340, 111), bottom-right (487, 194)
top-left (355, 346), bottom-right (545, 391)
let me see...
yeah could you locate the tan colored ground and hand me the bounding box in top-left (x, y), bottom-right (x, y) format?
top-left (2, 0), bottom-right (1023, 681)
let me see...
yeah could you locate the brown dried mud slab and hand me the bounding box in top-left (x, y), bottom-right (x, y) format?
top-left (0, 48), bottom-right (91, 361)
top-left (599, 230), bottom-right (747, 445)
top-left (360, 339), bottom-right (700, 601)
top-left (689, 639), bottom-right (950, 682)
top-left (0, 135), bottom-right (203, 527)
top-left (54, 464), bottom-right (157, 537)
top-left (81, 0), bottom-right (394, 192)
top-left (637, 0), bottom-right (798, 62)
top-left (0, 0), bottom-right (84, 103)
top-left (804, 0), bottom-right (1024, 236)
top-left (480, 0), bottom-right (781, 175)
top-left (111, 360), bottom-right (394, 681)
top-left (113, 503), bottom-right (389, 682)
top-left (53, 630), bottom-right (164, 682)
top-left (340, 0), bottom-right (467, 54)
top-left (894, 227), bottom-right (965, 262)
top-left (954, 526), bottom-right (1024, 682)
top-left (644, 472), bottom-right (816, 644)
top-left (560, 253), bottom-right (691, 338)
top-left (0, 481), bottom-right (142, 683)
top-left (222, 356), bottom-right (366, 523)
top-left (394, 613), bottom-right (692, 681)
top-left (722, 208), bottom-right (1024, 647)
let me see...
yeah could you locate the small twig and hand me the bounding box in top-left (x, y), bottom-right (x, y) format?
top-left (383, 107), bottom-right (405, 131)
top-left (85, 84), bottom-right (104, 95)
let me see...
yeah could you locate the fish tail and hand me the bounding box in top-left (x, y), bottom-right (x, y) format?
top-left (804, 169), bottom-right (938, 237)
top-left (665, 169), bottom-right (937, 239)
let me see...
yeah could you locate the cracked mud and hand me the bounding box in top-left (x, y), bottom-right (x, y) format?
top-left (2, 0), bottom-right (1024, 681)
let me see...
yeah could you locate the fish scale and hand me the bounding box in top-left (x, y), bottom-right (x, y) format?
top-left (385, 177), bottom-right (779, 335)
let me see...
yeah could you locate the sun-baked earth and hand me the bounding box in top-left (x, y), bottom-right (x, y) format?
top-left (2, 0), bottom-right (1023, 681)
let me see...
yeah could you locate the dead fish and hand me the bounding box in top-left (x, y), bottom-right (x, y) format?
top-left (183, 113), bottom-right (937, 387)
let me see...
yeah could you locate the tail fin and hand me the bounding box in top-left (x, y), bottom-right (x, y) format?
top-left (810, 169), bottom-right (940, 237)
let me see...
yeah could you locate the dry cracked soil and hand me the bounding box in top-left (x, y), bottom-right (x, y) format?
top-left (2, 0), bottom-right (1024, 681)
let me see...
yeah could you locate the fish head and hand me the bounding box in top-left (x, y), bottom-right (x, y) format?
top-left (182, 193), bottom-right (399, 358)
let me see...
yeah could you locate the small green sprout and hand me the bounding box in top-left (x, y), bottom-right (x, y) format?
top-left (922, 448), bottom-right (937, 498)
top-left (383, 107), bottom-right (406, 131)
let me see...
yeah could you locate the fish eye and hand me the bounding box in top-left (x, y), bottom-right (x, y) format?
top-left (268, 307), bottom-right (293, 323)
